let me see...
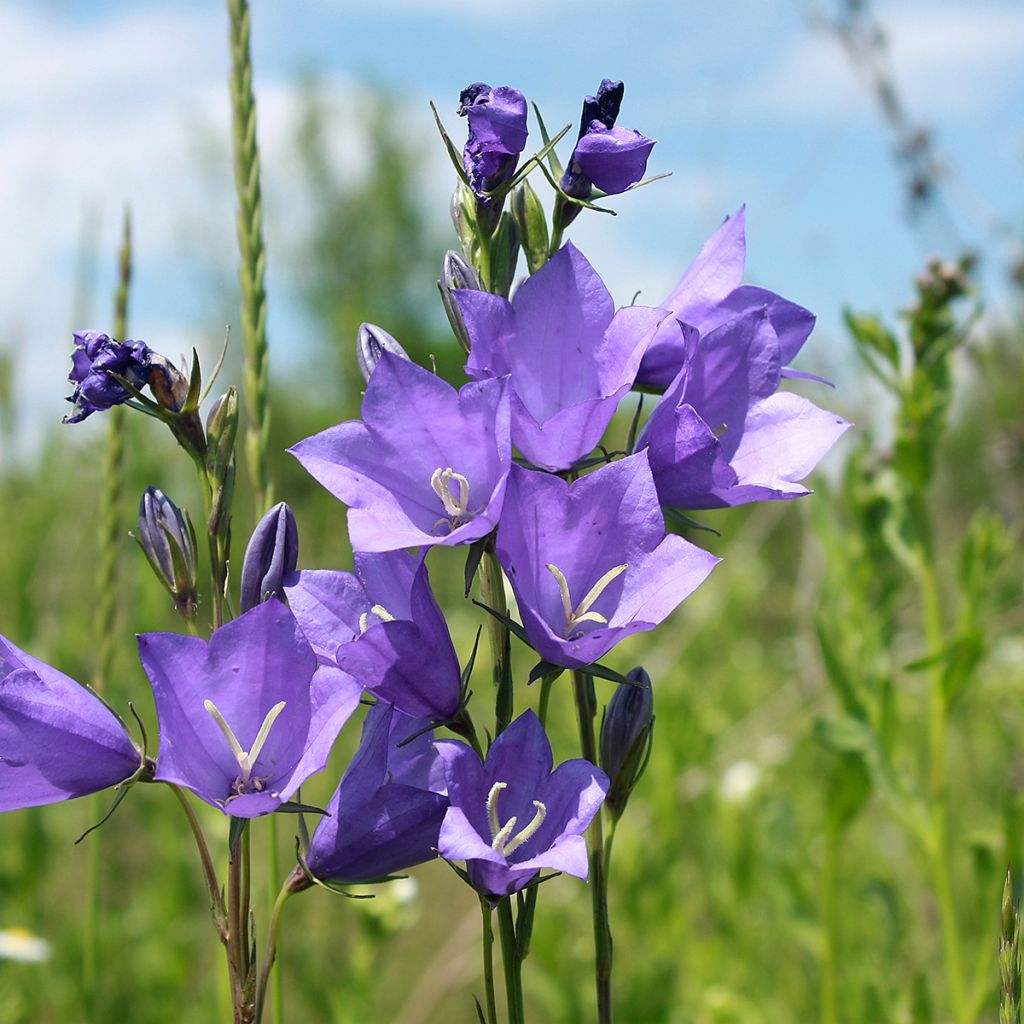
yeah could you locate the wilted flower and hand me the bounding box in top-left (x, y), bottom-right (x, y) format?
top-left (456, 242), bottom-right (667, 470)
top-left (138, 599), bottom-right (361, 818)
top-left (289, 352), bottom-right (511, 552)
top-left (496, 453), bottom-right (719, 668)
top-left (599, 667), bottom-right (654, 820)
top-left (239, 502), bottom-right (299, 614)
top-left (459, 83), bottom-right (528, 201)
top-left (64, 330), bottom-right (152, 423)
top-left (356, 323), bottom-right (410, 385)
top-left (436, 710), bottom-right (607, 900)
top-left (0, 634), bottom-right (140, 812)
top-left (135, 487), bottom-right (199, 619)
top-left (285, 550), bottom-right (463, 722)
top-left (290, 702), bottom-right (448, 889)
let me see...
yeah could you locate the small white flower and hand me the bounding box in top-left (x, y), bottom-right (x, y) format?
top-left (719, 760), bottom-right (761, 804)
top-left (0, 927), bottom-right (51, 963)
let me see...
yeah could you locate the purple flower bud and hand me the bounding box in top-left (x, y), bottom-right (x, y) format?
top-left (459, 83), bottom-right (528, 200)
top-left (239, 502), bottom-right (299, 613)
top-left (147, 353), bottom-right (190, 412)
top-left (439, 251), bottom-right (481, 354)
top-left (356, 324), bottom-right (409, 385)
top-left (599, 667), bottom-right (653, 820)
top-left (579, 79), bottom-right (624, 134)
top-left (135, 487), bottom-right (199, 619)
top-left (64, 330), bottom-right (152, 423)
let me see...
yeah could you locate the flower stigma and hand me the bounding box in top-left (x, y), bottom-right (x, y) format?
top-left (486, 780), bottom-right (547, 857)
top-left (430, 467), bottom-right (473, 534)
top-left (545, 562), bottom-right (629, 638)
top-left (359, 604), bottom-right (396, 634)
top-left (204, 698), bottom-right (287, 793)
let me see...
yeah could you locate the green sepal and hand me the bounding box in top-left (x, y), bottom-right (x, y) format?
top-left (513, 180), bottom-right (549, 275)
top-left (429, 101), bottom-right (472, 188)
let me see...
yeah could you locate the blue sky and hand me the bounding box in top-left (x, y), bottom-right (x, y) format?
top-left (2, 0), bottom-right (1022, 454)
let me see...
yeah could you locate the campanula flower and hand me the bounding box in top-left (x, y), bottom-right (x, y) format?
top-left (436, 710), bottom-right (607, 900)
top-left (599, 666), bottom-right (654, 820)
top-left (137, 599), bottom-right (361, 818)
top-left (459, 83), bottom-right (528, 201)
top-left (135, 487), bottom-right (199, 619)
top-left (456, 242), bottom-right (667, 471)
top-left (292, 702), bottom-right (448, 888)
top-left (284, 550), bottom-right (463, 722)
top-left (239, 502), bottom-right (299, 613)
top-left (64, 330), bottom-right (153, 423)
top-left (0, 634), bottom-right (140, 812)
top-left (289, 351), bottom-right (511, 552)
top-left (495, 453), bottom-right (720, 668)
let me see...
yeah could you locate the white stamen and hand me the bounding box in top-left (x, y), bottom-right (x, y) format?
top-left (486, 781), bottom-right (507, 839)
top-left (204, 699), bottom-right (287, 787)
top-left (501, 801), bottom-right (547, 856)
top-left (545, 562), bottom-right (629, 638)
top-left (486, 780), bottom-right (549, 856)
top-left (359, 604), bottom-right (396, 634)
top-left (430, 467), bottom-right (472, 522)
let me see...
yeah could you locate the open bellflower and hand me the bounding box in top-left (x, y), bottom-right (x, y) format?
top-left (456, 242), bottom-right (667, 471)
top-left (64, 330), bottom-right (153, 423)
top-left (496, 452), bottom-right (720, 668)
top-left (459, 83), bottom-right (528, 200)
top-left (437, 710), bottom-right (608, 900)
top-left (289, 351), bottom-right (512, 552)
top-left (138, 599), bottom-right (361, 817)
top-left (637, 308), bottom-right (851, 509)
top-left (0, 634), bottom-right (140, 812)
top-left (293, 703), bottom-right (448, 888)
top-left (284, 550), bottom-right (463, 722)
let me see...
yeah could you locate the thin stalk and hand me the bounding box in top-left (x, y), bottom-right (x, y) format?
top-left (480, 898), bottom-right (499, 1024)
top-left (228, 821), bottom-right (252, 1022)
top-left (480, 548), bottom-right (513, 734)
top-left (255, 883), bottom-right (291, 1023)
top-left (497, 897), bottom-right (525, 1024)
top-left (821, 823), bottom-right (841, 1024)
top-left (573, 669), bottom-right (613, 1024)
top-left (537, 673), bottom-right (556, 728)
top-left (227, 0), bottom-right (273, 515)
top-left (267, 817), bottom-right (283, 1024)
top-left (83, 210), bottom-right (132, 1018)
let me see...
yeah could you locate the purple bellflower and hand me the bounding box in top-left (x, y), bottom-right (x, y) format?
top-left (436, 710), bottom-right (608, 901)
top-left (495, 452), bottom-right (720, 668)
top-left (64, 330), bottom-right (153, 423)
top-left (293, 702), bottom-right (448, 888)
top-left (289, 351), bottom-right (512, 552)
top-left (459, 83), bottom-right (529, 200)
top-left (138, 599), bottom-right (361, 818)
top-left (284, 549), bottom-right (463, 722)
top-left (456, 242), bottom-right (667, 471)
top-left (637, 308), bottom-right (851, 509)
top-left (638, 207), bottom-right (819, 390)
top-left (0, 634), bottom-right (141, 812)
top-left (560, 80), bottom-right (654, 199)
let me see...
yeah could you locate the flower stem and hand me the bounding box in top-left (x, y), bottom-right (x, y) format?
top-left (480, 547), bottom-right (513, 735)
top-left (255, 883), bottom-right (291, 1023)
top-left (573, 669), bottom-right (614, 1024)
top-left (227, 0), bottom-right (273, 516)
top-left (497, 897), bottom-right (525, 1024)
top-left (267, 816), bottom-right (283, 1024)
top-left (480, 898), bottom-right (499, 1024)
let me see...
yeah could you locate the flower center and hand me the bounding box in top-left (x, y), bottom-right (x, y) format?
top-left (358, 603), bottom-right (395, 634)
top-left (486, 781), bottom-right (547, 858)
top-left (204, 698), bottom-right (286, 792)
top-left (545, 562), bottom-right (629, 639)
top-left (430, 467), bottom-right (473, 534)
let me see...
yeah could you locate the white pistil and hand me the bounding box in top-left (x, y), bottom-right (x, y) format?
top-left (486, 779), bottom-right (548, 857)
top-left (204, 699), bottom-right (287, 787)
top-left (545, 562), bottom-right (629, 638)
top-left (430, 467), bottom-right (472, 522)
top-left (358, 604), bottom-right (396, 634)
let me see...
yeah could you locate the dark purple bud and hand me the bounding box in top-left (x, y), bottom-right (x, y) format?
top-left (357, 323), bottom-right (409, 385)
top-left (147, 353), bottom-right (190, 412)
top-left (239, 502), bottom-right (299, 613)
top-left (63, 330), bottom-right (152, 423)
top-left (135, 487), bottom-right (199, 619)
top-left (439, 251), bottom-right (481, 354)
top-left (579, 79), bottom-right (624, 135)
top-left (600, 666), bottom-right (654, 820)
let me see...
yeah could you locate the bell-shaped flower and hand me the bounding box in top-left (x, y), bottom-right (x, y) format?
top-left (637, 207), bottom-right (819, 390)
top-left (138, 599), bottom-right (361, 818)
top-left (284, 550), bottom-right (463, 722)
top-left (459, 83), bottom-right (529, 200)
top-left (456, 243), bottom-right (667, 471)
top-left (289, 352), bottom-right (512, 552)
top-left (292, 702), bottom-right (448, 888)
top-left (436, 710), bottom-right (607, 900)
top-left (0, 634), bottom-right (141, 812)
top-left (637, 308), bottom-right (851, 509)
top-left (496, 452), bottom-right (719, 668)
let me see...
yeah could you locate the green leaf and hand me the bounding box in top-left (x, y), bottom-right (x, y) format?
top-left (429, 101), bottom-right (472, 187)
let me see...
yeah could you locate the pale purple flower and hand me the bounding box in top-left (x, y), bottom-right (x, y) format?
top-left (138, 599), bottom-right (361, 818)
top-left (64, 330), bottom-right (153, 423)
top-left (495, 452), bottom-right (720, 668)
top-left (436, 710), bottom-right (607, 900)
top-left (289, 352), bottom-right (512, 552)
top-left (295, 702), bottom-right (448, 887)
top-left (0, 634), bottom-right (140, 812)
top-left (459, 83), bottom-right (529, 200)
top-left (456, 242), bottom-right (667, 471)
top-left (284, 550), bottom-right (463, 722)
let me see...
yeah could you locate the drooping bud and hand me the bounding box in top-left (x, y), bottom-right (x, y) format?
top-left (439, 251), bottom-right (481, 354)
top-left (357, 324), bottom-right (409, 385)
top-left (599, 666), bottom-right (654, 821)
top-left (490, 212), bottom-right (521, 299)
top-left (239, 502), bottom-right (299, 613)
top-left (135, 487), bottom-right (199, 619)
top-left (512, 181), bottom-right (550, 276)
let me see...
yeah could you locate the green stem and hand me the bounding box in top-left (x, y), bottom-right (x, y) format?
top-left (821, 823), bottom-right (841, 1024)
top-left (228, 821), bottom-right (252, 1022)
top-left (497, 897), bottom-right (525, 1024)
top-left (480, 898), bottom-right (499, 1024)
top-left (480, 548), bottom-right (513, 735)
top-left (573, 669), bottom-right (613, 1024)
top-left (255, 883), bottom-right (291, 1024)
top-left (268, 816), bottom-right (283, 1024)
top-left (227, 0), bottom-right (273, 515)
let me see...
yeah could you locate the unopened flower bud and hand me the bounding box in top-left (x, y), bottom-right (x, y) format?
top-left (599, 666), bottom-right (654, 820)
top-left (512, 181), bottom-right (549, 276)
top-left (357, 324), bottom-right (409, 385)
top-left (239, 502), bottom-right (299, 613)
top-left (205, 388), bottom-right (239, 486)
top-left (439, 251), bottom-right (481, 354)
top-left (490, 211), bottom-right (520, 299)
top-left (135, 487), bottom-right (199, 619)
top-left (147, 353), bottom-right (190, 412)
